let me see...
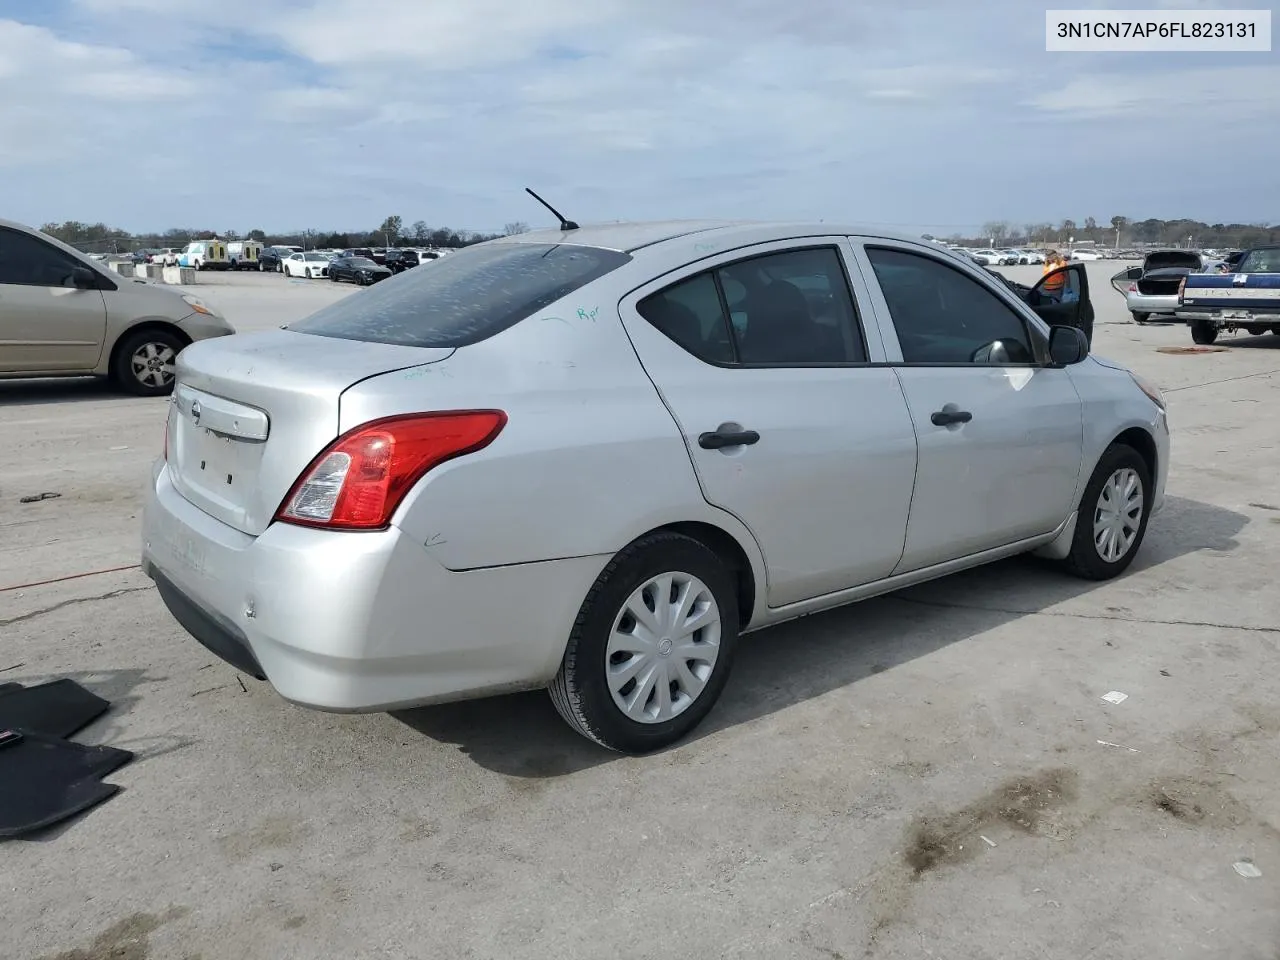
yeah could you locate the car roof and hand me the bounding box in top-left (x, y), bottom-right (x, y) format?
top-left (488, 219), bottom-right (935, 253)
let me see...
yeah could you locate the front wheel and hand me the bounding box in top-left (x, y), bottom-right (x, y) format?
top-left (1191, 319), bottom-right (1219, 345)
top-left (1131, 311), bottom-right (1149, 324)
top-left (1061, 443), bottom-right (1153, 581)
top-left (112, 328), bottom-right (186, 397)
top-left (549, 532), bottom-right (739, 754)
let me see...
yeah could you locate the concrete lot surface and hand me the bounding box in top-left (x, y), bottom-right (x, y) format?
top-left (2, 263), bottom-right (1278, 959)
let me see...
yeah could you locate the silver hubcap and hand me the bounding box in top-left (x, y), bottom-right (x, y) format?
top-left (131, 342), bottom-right (176, 388)
top-left (606, 572), bottom-right (722, 724)
top-left (1093, 467), bottom-right (1143, 563)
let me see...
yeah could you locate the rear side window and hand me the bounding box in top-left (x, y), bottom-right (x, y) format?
top-left (292, 242), bottom-right (632, 347)
top-left (636, 246), bottom-right (868, 365)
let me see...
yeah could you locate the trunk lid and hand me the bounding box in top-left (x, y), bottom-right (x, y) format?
top-left (1142, 251), bottom-right (1202, 272)
top-left (167, 329), bottom-right (453, 535)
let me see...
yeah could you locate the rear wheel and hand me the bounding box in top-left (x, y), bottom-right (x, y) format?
top-left (1131, 311), bottom-right (1149, 324)
top-left (112, 328), bottom-right (185, 397)
top-left (1246, 324), bottom-right (1267, 336)
top-left (257, 260), bottom-right (264, 272)
top-left (550, 532), bottom-right (739, 754)
top-left (1061, 443), bottom-right (1152, 581)
top-left (1191, 319), bottom-right (1219, 344)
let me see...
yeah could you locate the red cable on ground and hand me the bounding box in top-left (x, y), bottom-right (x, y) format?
top-left (0, 563), bottom-right (141, 593)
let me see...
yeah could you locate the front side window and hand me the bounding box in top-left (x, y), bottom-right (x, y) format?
top-left (637, 246), bottom-right (868, 365)
top-left (865, 246), bottom-right (1036, 365)
top-left (0, 228), bottom-right (82, 287)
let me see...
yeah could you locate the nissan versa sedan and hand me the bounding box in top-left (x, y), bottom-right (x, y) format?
top-left (142, 221), bottom-right (1169, 753)
top-left (0, 217), bottom-right (235, 395)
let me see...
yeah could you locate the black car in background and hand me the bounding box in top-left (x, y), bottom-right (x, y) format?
top-left (328, 256), bottom-right (393, 285)
top-left (258, 247), bottom-right (286, 272)
top-left (384, 249), bottom-right (420, 273)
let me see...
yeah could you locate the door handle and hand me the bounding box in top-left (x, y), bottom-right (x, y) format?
top-left (930, 409), bottom-right (973, 426)
top-left (698, 429), bottom-right (760, 450)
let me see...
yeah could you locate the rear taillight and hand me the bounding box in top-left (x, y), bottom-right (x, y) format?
top-left (1127, 283), bottom-right (1137, 292)
top-left (275, 411), bottom-right (506, 530)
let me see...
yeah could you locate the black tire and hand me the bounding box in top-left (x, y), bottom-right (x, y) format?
top-left (111, 327), bottom-right (186, 397)
top-left (257, 261), bottom-right (264, 272)
top-left (1271, 327), bottom-right (1280, 336)
top-left (1131, 311), bottom-right (1149, 324)
top-left (1191, 319), bottom-right (1218, 345)
top-left (1246, 324), bottom-right (1267, 336)
top-left (549, 531), bottom-right (740, 754)
top-left (1061, 443), bottom-right (1153, 581)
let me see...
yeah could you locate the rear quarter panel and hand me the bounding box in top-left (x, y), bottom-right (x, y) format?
top-left (339, 278), bottom-right (769, 586)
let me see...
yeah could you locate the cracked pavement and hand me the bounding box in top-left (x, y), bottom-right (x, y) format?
top-left (2, 266), bottom-right (1278, 960)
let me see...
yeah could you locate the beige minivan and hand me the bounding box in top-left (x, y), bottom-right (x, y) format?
top-left (0, 219), bottom-right (236, 396)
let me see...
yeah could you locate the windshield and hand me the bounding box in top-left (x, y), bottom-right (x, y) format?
top-left (1237, 248), bottom-right (1280, 273)
top-left (304, 252), bottom-right (329, 261)
top-left (293, 241), bottom-right (632, 348)
top-left (346, 257), bottom-right (377, 267)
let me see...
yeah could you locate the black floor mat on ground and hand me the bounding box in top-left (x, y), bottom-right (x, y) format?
top-left (0, 731), bottom-right (134, 838)
top-left (0, 679), bottom-right (110, 738)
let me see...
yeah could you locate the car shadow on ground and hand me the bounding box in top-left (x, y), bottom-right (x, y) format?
top-left (1224, 333), bottom-right (1280, 349)
top-left (394, 494), bottom-right (1248, 778)
top-left (0, 378), bottom-right (146, 407)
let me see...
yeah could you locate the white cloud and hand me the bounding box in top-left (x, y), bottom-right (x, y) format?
top-left (3, 1), bottom-right (1277, 233)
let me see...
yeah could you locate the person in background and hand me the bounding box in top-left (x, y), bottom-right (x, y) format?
top-left (1041, 250), bottom-right (1068, 299)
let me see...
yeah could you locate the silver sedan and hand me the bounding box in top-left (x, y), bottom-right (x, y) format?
top-left (142, 221), bottom-right (1169, 753)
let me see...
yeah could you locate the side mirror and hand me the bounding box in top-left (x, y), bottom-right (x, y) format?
top-left (71, 267), bottom-right (98, 289)
top-left (1048, 325), bottom-right (1088, 366)
top-left (971, 340), bottom-right (1012, 364)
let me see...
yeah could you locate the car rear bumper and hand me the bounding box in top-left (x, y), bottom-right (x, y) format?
top-left (1125, 292), bottom-right (1180, 314)
top-left (1175, 307), bottom-right (1280, 324)
top-left (141, 461), bottom-right (603, 711)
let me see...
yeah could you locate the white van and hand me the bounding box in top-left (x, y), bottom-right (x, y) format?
top-left (226, 240), bottom-right (262, 271)
top-left (178, 240), bottom-right (230, 271)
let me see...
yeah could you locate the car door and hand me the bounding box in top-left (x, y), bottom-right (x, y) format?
top-left (618, 239), bottom-right (918, 607)
top-left (853, 240), bottom-right (1084, 574)
top-left (1023, 263), bottom-right (1094, 343)
top-left (0, 226), bottom-right (108, 373)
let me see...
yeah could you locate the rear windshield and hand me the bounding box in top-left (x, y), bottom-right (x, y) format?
top-left (292, 241), bottom-right (632, 348)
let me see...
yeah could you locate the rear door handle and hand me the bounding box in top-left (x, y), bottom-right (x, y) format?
top-left (698, 429), bottom-right (760, 450)
top-left (930, 409), bottom-right (973, 426)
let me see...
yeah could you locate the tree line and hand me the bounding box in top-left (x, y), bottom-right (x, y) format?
top-left (36, 213), bottom-right (1280, 254)
top-left (957, 216), bottom-right (1280, 250)
top-left (37, 214), bottom-right (533, 254)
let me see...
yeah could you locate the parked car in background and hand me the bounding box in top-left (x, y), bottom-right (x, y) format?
top-left (369, 248), bottom-right (389, 265)
top-left (282, 251), bottom-right (334, 279)
top-left (0, 217), bottom-right (234, 395)
top-left (327, 255), bottom-right (392, 285)
top-left (996, 250), bottom-right (1021, 265)
top-left (1069, 249), bottom-right (1102, 261)
top-left (339, 247), bottom-right (376, 261)
top-left (969, 249), bottom-right (1003, 265)
top-left (1015, 249), bottom-right (1045, 264)
top-left (141, 220), bottom-right (1166, 753)
top-left (384, 249), bottom-right (420, 273)
top-left (1110, 250), bottom-right (1205, 324)
top-left (1176, 243), bottom-right (1280, 344)
top-left (258, 247), bottom-right (286, 272)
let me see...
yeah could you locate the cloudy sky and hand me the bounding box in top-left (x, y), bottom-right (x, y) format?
top-left (1, 0), bottom-right (1275, 236)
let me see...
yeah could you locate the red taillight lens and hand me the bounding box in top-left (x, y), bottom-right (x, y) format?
top-left (1127, 283), bottom-right (1137, 292)
top-left (275, 411), bottom-right (506, 530)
